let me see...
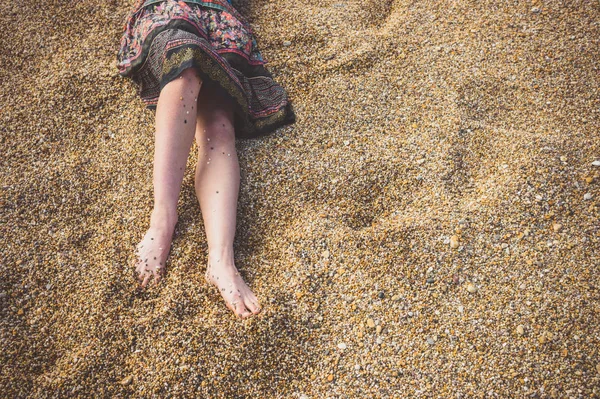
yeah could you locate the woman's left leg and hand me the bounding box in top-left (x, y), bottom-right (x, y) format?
top-left (193, 84), bottom-right (261, 318)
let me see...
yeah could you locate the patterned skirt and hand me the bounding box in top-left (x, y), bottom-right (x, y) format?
top-left (116, 0), bottom-right (295, 138)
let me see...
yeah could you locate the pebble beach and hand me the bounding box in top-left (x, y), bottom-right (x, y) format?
top-left (1, 0), bottom-right (599, 397)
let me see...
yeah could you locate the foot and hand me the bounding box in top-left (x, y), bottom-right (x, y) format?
top-left (204, 252), bottom-right (261, 318)
top-left (134, 211), bottom-right (177, 289)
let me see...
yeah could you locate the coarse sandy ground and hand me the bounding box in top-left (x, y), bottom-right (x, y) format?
top-left (1, 0), bottom-right (599, 397)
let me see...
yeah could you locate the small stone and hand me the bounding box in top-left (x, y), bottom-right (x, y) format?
top-left (516, 325), bottom-right (525, 336)
top-left (553, 223), bottom-right (562, 232)
top-left (583, 193), bottom-right (592, 200)
top-left (296, 292), bottom-right (304, 300)
top-left (378, 291), bottom-right (385, 299)
top-left (354, 364), bottom-right (361, 371)
top-left (450, 235), bottom-right (460, 249)
top-left (391, 294), bottom-right (400, 301)
top-left (343, 140), bottom-right (350, 146)
top-left (376, 325), bottom-right (382, 334)
top-left (560, 155), bottom-right (567, 162)
top-left (591, 160), bottom-right (600, 166)
top-left (426, 277), bottom-right (434, 284)
top-left (538, 335), bottom-right (547, 344)
top-left (283, 40), bottom-right (292, 47)
top-left (458, 305), bottom-right (464, 313)
top-left (300, 395), bottom-right (309, 399)
top-left (585, 176), bottom-right (594, 183)
top-left (327, 374), bottom-right (334, 382)
top-left (426, 337), bottom-right (435, 345)
top-left (596, 364), bottom-right (600, 374)
top-left (531, 7), bottom-right (541, 13)
top-left (466, 283), bottom-right (477, 293)
top-left (322, 250), bottom-right (330, 259)
top-left (17, 308), bottom-right (24, 316)
top-left (366, 318), bottom-right (375, 328)
top-left (337, 342), bottom-right (347, 350)
top-left (120, 375), bottom-right (133, 385)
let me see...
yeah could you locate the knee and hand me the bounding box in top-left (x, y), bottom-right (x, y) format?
top-left (179, 67), bottom-right (202, 90)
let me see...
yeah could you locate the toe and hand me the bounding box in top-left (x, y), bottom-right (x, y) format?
top-left (140, 272), bottom-right (152, 289)
top-left (245, 298), bottom-right (261, 314)
top-left (135, 264), bottom-right (145, 282)
top-left (152, 270), bottom-right (162, 286)
top-left (233, 301), bottom-right (252, 318)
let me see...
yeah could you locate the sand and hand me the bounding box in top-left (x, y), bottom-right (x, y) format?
top-left (1, 0), bottom-right (599, 397)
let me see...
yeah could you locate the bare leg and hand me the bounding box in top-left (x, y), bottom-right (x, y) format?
top-left (135, 68), bottom-right (203, 288)
top-left (194, 84), bottom-right (261, 318)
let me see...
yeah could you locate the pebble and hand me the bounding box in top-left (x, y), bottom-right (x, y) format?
top-left (337, 342), bottom-right (347, 350)
top-left (466, 283), bottom-right (477, 293)
top-left (450, 235), bottom-right (460, 249)
top-left (458, 305), bottom-right (464, 313)
top-left (376, 325), bottom-right (382, 334)
top-left (283, 40), bottom-right (291, 47)
top-left (516, 325), bottom-right (525, 336)
top-left (583, 193), bottom-right (592, 200)
top-left (592, 160), bottom-right (600, 167)
top-left (552, 223), bottom-right (562, 232)
top-left (366, 318), bottom-right (375, 328)
top-left (343, 140), bottom-right (350, 146)
top-left (426, 336), bottom-right (435, 345)
top-left (596, 364), bottom-right (600, 374)
top-left (120, 375), bottom-right (133, 386)
top-left (378, 291), bottom-right (385, 299)
top-left (327, 374), bottom-right (334, 382)
top-left (426, 277), bottom-right (434, 284)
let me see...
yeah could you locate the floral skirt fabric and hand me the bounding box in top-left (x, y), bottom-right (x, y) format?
top-left (116, 0), bottom-right (295, 138)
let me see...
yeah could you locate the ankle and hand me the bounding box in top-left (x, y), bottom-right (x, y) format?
top-left (208, 246), bottom-right (235, 264)
top-left (149, 206), bottom-right (178, 230)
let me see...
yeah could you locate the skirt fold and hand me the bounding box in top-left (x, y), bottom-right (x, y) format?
top-left (116, 0), bottom-right (294, 138)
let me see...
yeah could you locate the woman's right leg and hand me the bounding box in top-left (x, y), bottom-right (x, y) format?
top-left (135, 68), bottom-right (203, 288)
top-left (193, 84), bottom-right (261, 318)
